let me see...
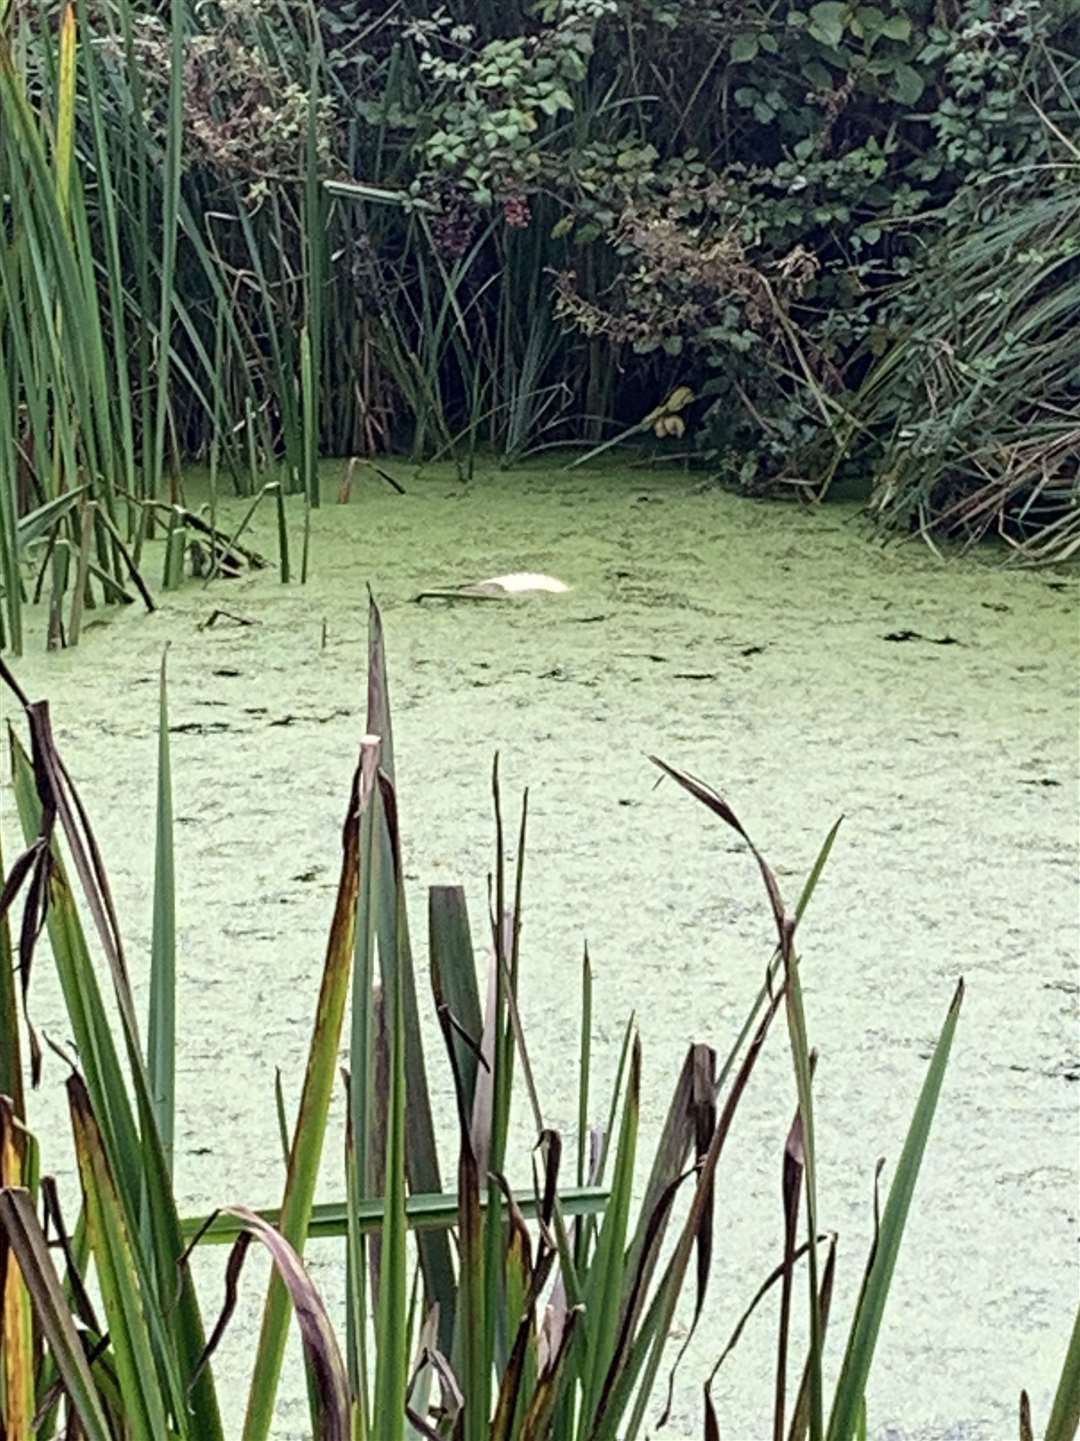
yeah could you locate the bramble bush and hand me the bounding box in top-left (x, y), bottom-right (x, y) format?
top-left (3, 0), bottom-right (1078, 565)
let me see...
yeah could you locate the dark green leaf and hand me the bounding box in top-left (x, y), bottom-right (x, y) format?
top-left (731, 33), bottom-right (759, 61)
top-left (808, 2), bottom-right (849, 48)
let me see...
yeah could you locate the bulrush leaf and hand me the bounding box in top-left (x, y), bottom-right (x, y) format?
top-left (483, 760), bottom-right (515, 1388)
top-left (470, 947), bottom-right (499, 1181)
top-left (622, 1045), bottom-right (703, 1302)
top-left (0, 829), bottom-right (26, 1113)
top-left (651, 759), bottom-right (824, 1439)
top-left (67, 1073), bottom-right (174, 1441)
top-left (490, 1174), bottom-right (542, 1441)
top-left (826, 980), bottom-right (964, 1441)
top-left (428, 886), bottom-right (483, 1115)
top-left (777, 1058), bottom-right (817, 1441)
top-left (580, 1033), bottom-right (641, 1431)
top-left (704, 1386), bottom-right (721, 1441)
top-left (593, 1159), bottom-right (698, 1431)
top-left (434, 987), bottom-right (486, 1441)
top-left (1020, 1391), bottom-right (1035, 1441)
top-left (194, 1206), bottom-right (350, 1441)
top-left (596, 1011), bottom-right (636, 1189)
top-left (404, 1303), bottom-right (441, 1434)
top-left (149, 0), bottom-right (183, 500)
top-left (347, 736), bottom-right (383, 1428)
top-left (274, 1068), bottom-right (290, 1168)
top-left (54, 4), bottom-right (77, 223)
top-left (648, 759), bottom-right (786, 934)
top-left (147, 647), bottom-right (176, 1174)
top-left (0, 1187), bottom-right (111, 1441)
top-left (373, 772), bottom-right (411, 1441)
top-left (700, 1230), bottom-right (831, 1409)
top-left (601, 1046), bottom-right (715, 1435)
top-left (577, 946), bottom-right (592, 1194)
top-left (574, 946), bottom-right (594, 1280)
top-left (0, 1099), bottom-right (34, 1441)
top-left (600, 985), bottom-right (785, 1441)
top-left (367, 594), bottom-right (455, 1349)
top-left (519, 1304), bottom-right (584, 1441)
top-left (1043, 1297), bottom-right (1080, 1441)
top-left (242, 760), bottom-right (362, 1441)
top-left (366, 589), bottom-right (395, 780)
top-left (182, 1187), bottom-right (609, 1244)
top-left (789, 1237), bottom-right (838, 1441)
top-left (2, 695), bottom-right (222, 1441)
top-left (713, 817), bottom-right (843, 1108)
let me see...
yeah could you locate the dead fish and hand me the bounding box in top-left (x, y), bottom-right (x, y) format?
top-left (415, 571), bottom-right (571, 603)
top-left (476, 572), bottom-right (570, 594)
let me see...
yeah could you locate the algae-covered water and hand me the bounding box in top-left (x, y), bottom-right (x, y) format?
top-left (4, 462), bottom-right (1078, 1440)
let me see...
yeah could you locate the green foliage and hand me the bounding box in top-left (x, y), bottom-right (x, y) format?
top-left (2, 0), bottom-right (1077, 657)
top-left (543, 0), bottom-right (1078, 501)
top-left (841, 182), bottom-right (1080, 556)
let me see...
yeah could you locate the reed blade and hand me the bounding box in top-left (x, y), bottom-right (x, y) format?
top-left (826, 981), bottom-right (964, 1441)
top-left (0, 1187), bottom-right (112, 1441)
top-left (147, 648), bottom-right (176, 1173)
top-left (242, 764), bottom-right (362, 1441)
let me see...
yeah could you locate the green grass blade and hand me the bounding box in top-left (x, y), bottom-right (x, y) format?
top-left (620, 1044), bottom-right (701, 1323)
top-left (347, 739), bottom-right (382, 1426)
top-left (605, 987), bottom-right (786, 1441)
top-left (1043, 1296), bottom-right (1080, 1441)
top-left (779, 931), bottom-right (823, 1441)
top-left (0, 348), bottom-right (23, 657)
top-left (428, 885), bottom-right (482, 1115)
top-left (147, 647), bottom-right (176, 1173)
top-left (367, 595), bottom-right (455, 1346)
top-left (372, 820), bottom-right (409, 1441)
top-left (182, 1186), bottom-right (610, 1244)
top-left (301, 324), bottom-right (317, 516)
top-left (0, 828), bottom-right (25, 1115)
top-left (67, 1073), bottom-right (173, 1441)
top-left (150, 0), bottom-right (184, 501)
top-left (577, 946), bottom-right (592, 1190)
top-left (303, 44), bottom-right (322, 511)
top-left (241, 764), bottom-right (361, 1441)
top-left (53, 4), bottom-right (76, 224)
top-left (574, 945), bottom-right (593, 1279)
top-left (274, 481), bottom-right (290, 583)
top-left (580, 1034), bottom-right (640, 1432)
top-left (826, 981), bottom-right (964, 1441)
top-left (788, 1235), bottom-right (838, 1441)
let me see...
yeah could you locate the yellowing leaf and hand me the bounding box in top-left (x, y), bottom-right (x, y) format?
top-left (55, 4), bottom-right (77, 224)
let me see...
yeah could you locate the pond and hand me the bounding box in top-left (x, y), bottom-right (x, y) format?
top-left (4, 461), bottom-right (1077, 1440)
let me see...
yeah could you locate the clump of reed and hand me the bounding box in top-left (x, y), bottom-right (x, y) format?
top-left (834, 179), bottom-right (1080, 567)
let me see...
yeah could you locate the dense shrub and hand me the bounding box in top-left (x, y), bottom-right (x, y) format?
top-left (3, 0), bottom-right (1078, 541)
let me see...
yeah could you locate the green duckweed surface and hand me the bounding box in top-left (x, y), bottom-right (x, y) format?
top-left (4, 462), bottom-right (1078, 1440)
